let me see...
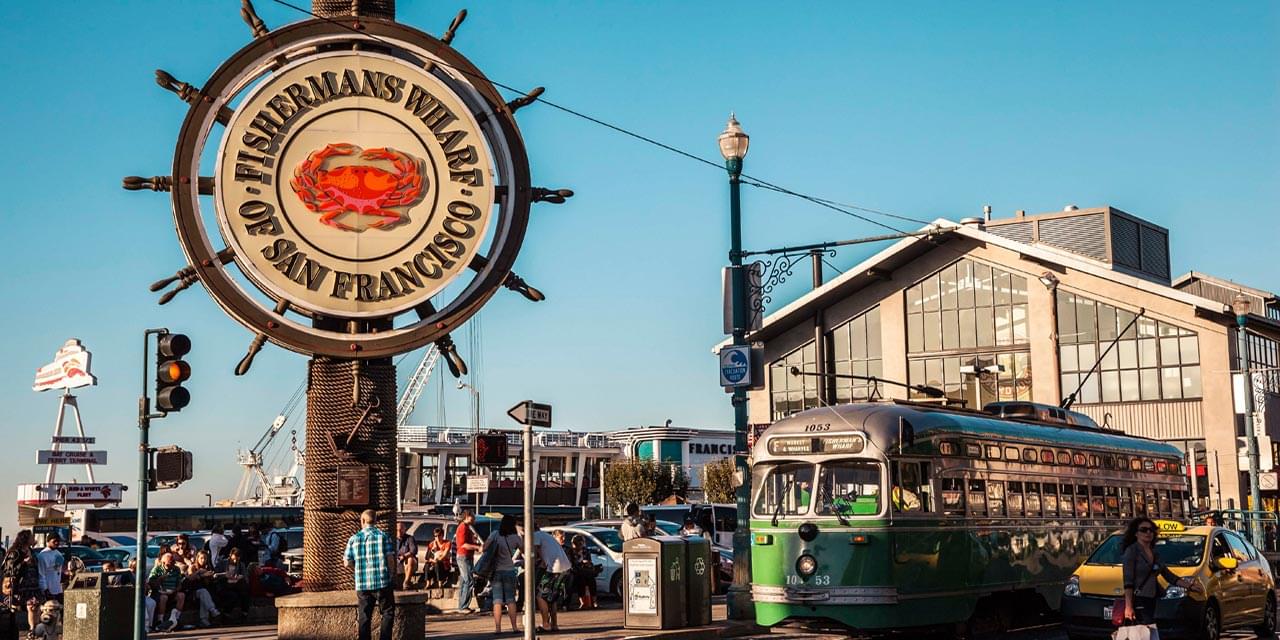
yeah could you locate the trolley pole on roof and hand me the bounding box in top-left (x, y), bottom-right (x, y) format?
top-left (718, 114), bottom-right (754, 621)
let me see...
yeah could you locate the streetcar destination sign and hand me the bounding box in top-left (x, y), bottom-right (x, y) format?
top-left (216, 52), bottom-right (496, 319)
top-left (767, 435), bottom-right (865, 456)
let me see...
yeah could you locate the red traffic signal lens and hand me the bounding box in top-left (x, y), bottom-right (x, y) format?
top-left (158, 360), bottom-right (191, 384)
top-left (158, 333), bottom-right (191, 358)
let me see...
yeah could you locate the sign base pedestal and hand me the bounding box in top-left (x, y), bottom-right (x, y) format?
top-left (276, 590), bottom-right (427, 640)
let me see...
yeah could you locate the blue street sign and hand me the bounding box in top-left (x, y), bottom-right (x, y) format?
top-left (719, 345), bottom-right (752, 388)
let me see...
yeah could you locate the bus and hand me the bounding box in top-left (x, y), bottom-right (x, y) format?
top-left (73, 506), bottom-right (302, 540)
top-left (749, 400), bottom-right (1188, 635)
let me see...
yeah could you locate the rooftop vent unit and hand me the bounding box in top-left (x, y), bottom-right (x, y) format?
top-left (982, 401), bottom-right (1099, 429)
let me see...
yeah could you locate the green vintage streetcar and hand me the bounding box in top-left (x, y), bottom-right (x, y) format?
top-left (749, 399), bottom-right (1188, 634)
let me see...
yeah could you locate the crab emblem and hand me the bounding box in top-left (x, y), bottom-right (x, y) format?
top-left (290, 143), bottom-right (426, 231)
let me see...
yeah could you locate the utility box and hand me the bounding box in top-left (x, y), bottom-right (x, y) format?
top-left (622, 536), bottom-right (687, 630)
top-left (63, 573), bottom-right (134, 640)
top-left (683, 536), bottom-right (713, 626)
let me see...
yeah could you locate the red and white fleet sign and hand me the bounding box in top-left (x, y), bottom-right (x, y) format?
top-left (17, 483), bottom-right (123, 506)
top-left (33, 339), bottom-right (97, 392)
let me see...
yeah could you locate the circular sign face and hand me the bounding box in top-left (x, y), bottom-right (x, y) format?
top-left (216, 52), bottom-right (495, 318)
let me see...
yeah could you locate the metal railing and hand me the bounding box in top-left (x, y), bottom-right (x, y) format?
top-left (396, 425), bottom-right (623, 450)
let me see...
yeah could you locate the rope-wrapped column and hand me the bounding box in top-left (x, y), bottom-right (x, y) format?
top-left (312, 0), bottom-right (395, 20)
top-left (303, 356), bottom-right (398, 592)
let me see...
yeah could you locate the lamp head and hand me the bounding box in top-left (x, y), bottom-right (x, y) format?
top-left (1232, 292), bottom-right (1252, 319)
top-left (1038, 272), bottom-right (1060, 290)
top-left (718, 113), bottom-right (750, 162)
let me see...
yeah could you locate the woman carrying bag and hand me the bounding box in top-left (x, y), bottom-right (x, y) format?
top-left (1117, 517), bottom-right (1200, 639)
top-left (482, 514), bottom-right (523, 634)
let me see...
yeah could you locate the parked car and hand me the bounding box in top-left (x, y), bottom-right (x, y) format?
top-left (573, 518), bottom-right (733, 591)
top-left (544, 525), bottom-right (626, 597)
top-left (1061, 522), bottom-right (1276, 639)
top-left (97, 547), bottom-right (134, 566)
top-left (62, 545), bottom-right (109, 573)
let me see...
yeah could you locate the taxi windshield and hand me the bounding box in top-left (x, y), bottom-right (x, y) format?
top-left (1085, 533), bottom-right (1206, 567)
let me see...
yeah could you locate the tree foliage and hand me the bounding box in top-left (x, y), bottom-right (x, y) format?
top-left (701, 457), bottom-right (736, 504)
top-left (603, 458), bottom-right (689, 513)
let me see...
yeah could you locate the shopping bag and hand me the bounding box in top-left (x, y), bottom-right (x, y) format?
top-left (1112, 623), bottom-right (1156, 640)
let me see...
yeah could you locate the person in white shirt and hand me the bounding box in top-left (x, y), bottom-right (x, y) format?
top-left (620, 502), bottom-right (645, 541)
top-left (35, 535), bottom-right (66, 600)
top-left (532, 524), bottom-right (572, 632)
top-left (679, 515), bottom-right (704, 537)
top-left (207, 524), bottom-right (229, 571)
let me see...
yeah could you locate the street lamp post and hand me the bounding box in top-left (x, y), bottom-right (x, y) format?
top-left (1233, 293), bottom-right (1263, 545)
top-left (719, 113), bottom-right (754, 621)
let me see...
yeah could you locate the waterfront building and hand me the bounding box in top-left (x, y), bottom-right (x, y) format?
top-left (396, 423), bottom-right (733, 512)
top-left (736, 205), bottom-right (1280, 510)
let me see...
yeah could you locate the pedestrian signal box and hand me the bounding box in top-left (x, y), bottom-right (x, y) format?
top-left (150, 446), bottom-right (193, 490)
top-left (473, 433), bottom-right (509, 467)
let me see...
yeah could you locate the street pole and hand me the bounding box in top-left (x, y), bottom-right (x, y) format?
top-left (719, 114), bottom-right (753, 621)
top-left (1233, 293), bottom-right (1262, 545)
top-left (135, 328), bottom-right (166, 640)
top-left (523, 421), bottom-right (535, 640)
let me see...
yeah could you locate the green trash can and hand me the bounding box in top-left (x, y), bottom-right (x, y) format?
top-left (63, 572), bottom-right (134, 640)
top-left (683, 536), bottom-right (713, 626)
top-left (622, 536), bottom-right (687, 630)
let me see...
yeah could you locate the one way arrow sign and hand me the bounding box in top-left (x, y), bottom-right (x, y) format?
top-left (507, 401), bottom-right (552, 428)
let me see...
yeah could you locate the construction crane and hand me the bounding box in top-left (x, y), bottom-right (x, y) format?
top-left (397, 344), bottom-right (440, 427)
top-left (232, 382), bottom-right (306, 506)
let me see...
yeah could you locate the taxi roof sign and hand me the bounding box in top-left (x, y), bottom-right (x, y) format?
top-left (1153, 519), bottom-right (1185, 533)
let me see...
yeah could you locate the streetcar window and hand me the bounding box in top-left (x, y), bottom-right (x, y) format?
top-left (891, 461), bottom-right (932, 514)
top-left (1143, 459), bottom-right (1155, 472)
top-left (1059, 484), bottom-right (1074, 517)
top-left (1043, 484), bottom-right (1059, 517)
top-left (1073, 453), bottom-right (1087, 466)
top-left (817, 461), bottom-right (882, 517)
top-left (1056, 451), bottom-right (1071, 465)
top-left (964, 442), bottom-right (982, 458)
top-left (967, 480), bottom-right (987, 516)
top-left (941, 478), bottom-right (965, 516)
top-left (1089, 455), bottom-right (1101, 468)
top-left (1101, 455), bottom-right (1114, 470)
top-left (1158, 490), bottom-right (1171, 517)
top-left (1022, 448), bottom-right (1037, 463)
top-left (1171, 491), bottom-right (1184, 518)
top-left (1090, 486), bottom-right (1105, 516)
top-left (985, 445), bottom-right (1001, 460)
top-left (986, 481), bottom-right (1005, 516)
top-left (1104, 487), bottom-right (1120, 518)
top-left (1130, 458), bottom-right (1142, 471)
top-left (1024, 482), bottom-right (1042, 517)
top-left (1006, 481), bottom-right (1024, 516)
top-left (1004, 447), bottom-right (1019, 462)
top-left (939, 441), bottom-right (958, 456)
top-left (750, 462), bottom-right (815, 518)
top-left (1119, 487), bottom-right (1133, 518)
top-left (1075, 485), bottom-right (1090, 517)
top-left (1144, 488), bottom-right (1158, 515)
top-left (1040, 449), bottom-right (1054, 464)
top-left (1156, 460), bottom-right (1167, 473)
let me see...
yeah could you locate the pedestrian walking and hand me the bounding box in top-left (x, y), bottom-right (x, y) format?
top-left (532, 523), bottom-right (571, 632)
top-left (483, 514), bottom-right (522, 634)
top-left (3, 530), bottom-right (43, 631)
top-left (343, 509), bottom-right (396, 640)
top-left (1119, 517), bottom-right (1199, 626)
top-left (454, 509), bottom-right (482, 613)
top-left (620, 503), bottom-right (644, 541)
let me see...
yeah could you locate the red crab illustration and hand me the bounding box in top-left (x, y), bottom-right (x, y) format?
top-left (290, 143), bottom-right (426, 231)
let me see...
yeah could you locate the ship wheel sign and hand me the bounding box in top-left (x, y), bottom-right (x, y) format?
top-left (126, 5), bottom-right (570, 370)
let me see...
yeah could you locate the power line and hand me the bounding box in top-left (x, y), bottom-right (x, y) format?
top-left (264, 0), bottom-right (930, 232)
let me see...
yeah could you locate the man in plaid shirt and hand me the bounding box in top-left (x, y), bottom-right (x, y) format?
top-left (344, 509), bottom-right (397, 640)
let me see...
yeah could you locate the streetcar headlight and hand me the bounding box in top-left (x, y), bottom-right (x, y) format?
top-left (1063, 575), bottom-right (1080, 597)
top-left (796, 554), bottom-right (817, 577)
top-left (1163, 585), bottom-right (1187, 600)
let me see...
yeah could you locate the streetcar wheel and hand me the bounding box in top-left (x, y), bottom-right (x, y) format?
top-left (1254, 591), bottom-right (1276, 638)
top-left (1200, 601), bottom-right (1221, 640)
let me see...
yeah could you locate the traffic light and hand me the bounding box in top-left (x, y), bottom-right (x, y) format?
top-left (150, 446), bottom-right (193, 490)
top-left (155, 333), bottom-right (192, 412)
top-left (473, 432), bottom-right (509, 467)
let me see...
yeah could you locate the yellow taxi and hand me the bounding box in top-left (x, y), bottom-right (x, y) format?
top-left (1061, 521), bottom-right (1275, 640)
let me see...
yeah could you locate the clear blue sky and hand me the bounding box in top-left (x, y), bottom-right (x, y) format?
top-left (0, 1), bottom-right (1275, 536)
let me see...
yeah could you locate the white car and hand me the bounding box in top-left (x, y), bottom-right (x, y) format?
top-left (543, 525), bottom-right (625, 597)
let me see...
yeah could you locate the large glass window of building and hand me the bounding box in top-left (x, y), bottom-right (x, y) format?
top-left (769, 341), bottom-right (820, 420)
top-left (831, 307), bottom-right (882, 403)
top-left (1246, 332), bottom-right (1280, 394)
top-left (905, 259), bottom-right (1032, 406)
top-left (1056, 291), bottom-right (1201, 403)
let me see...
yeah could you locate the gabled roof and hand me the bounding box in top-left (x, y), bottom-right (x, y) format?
top-left (718, 219), bottom-right (1235, 349)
